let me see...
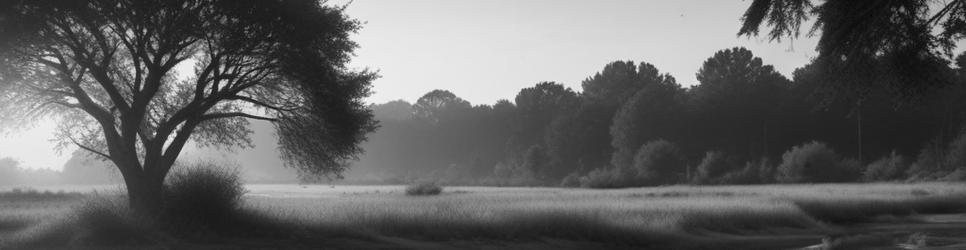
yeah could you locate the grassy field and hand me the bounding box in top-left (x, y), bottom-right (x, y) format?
top-left (2, 183), bottom-right (966, 249)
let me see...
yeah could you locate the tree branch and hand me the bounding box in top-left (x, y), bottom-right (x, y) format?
top-left (228, 95), bottom-right (297, 112)
top-left (70, 137), bottom-right (112, 160)
top-left (201, 112), bottom-right (278, 122)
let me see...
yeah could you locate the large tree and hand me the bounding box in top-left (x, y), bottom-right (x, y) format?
top-left (688, 47), bottom-right (791, 159)
top-left (610, 72), bottom-right (683, 170)
top-left (0, 0), bottom-right (376, 214)
top-left (738, 0), bottom-right (963, 101)
top-left (510, 82), bottom-right (579, 151)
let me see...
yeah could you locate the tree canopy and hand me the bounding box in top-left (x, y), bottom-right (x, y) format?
top-left (738, 0), bottom-right (964, 101)
top-left (0, 0), bottom-right (376, 212)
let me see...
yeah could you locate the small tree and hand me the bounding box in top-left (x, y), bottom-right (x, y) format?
top-left (0, 0), bottom-right (376, 215)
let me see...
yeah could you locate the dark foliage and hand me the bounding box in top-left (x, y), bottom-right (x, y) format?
top-left (739, 0), bottom-right (963, 104)
top-left (693, 151), bottom-right (739, 185)
top-left (348, 47), bottom-right (966, 187)
top-left (776, 141), bottom-right (852, 183)
top-left (0, 0), bottom-right (375, 213)
top-left (163, 162), bottom-right (246, 234)
top-left (633, 140), bottom-right (688, 185)
top-left (863, 151), bottom-right (909, 182)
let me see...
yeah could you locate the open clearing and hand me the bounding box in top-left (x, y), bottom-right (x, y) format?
top-left (3, 183), bottom-right (966, 249)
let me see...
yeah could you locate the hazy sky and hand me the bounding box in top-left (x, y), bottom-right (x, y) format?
top-left (344, 0), bottom-right (819, 105)
top-left (2, 0), bottom-right (821, 170)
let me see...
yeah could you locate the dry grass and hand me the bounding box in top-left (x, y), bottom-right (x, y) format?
top-left (245, 183), bottom-right (966, 247)
top-left (2, 183), bottom-right (966, 249)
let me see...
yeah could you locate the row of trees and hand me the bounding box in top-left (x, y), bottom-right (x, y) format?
top-left (0, 151), bottom-right (118, 185)
top-left (349, 47), bottom-right (966, 187)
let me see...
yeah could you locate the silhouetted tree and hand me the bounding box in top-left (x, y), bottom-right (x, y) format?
top-left (507, 82), bottom-right (578, 167)
top-left (0, 0), bottom-right (376, 215)
top-left (610, 73), bottom-right (683, 169)
top-left (544, 103), bottom-right (613, 178)
top-left (739, 0), bottom-right (962, 102)
top-left (688, 47), bottom-right (791, 159)
top-left (371, 100), bottom-right (415, 122)
top-left (582, 61), bottom-right (655, 107)
top-left (413, 90), bottom-right (472, 124)
top-left (546, 61), bottom-right (669, 178)
top-left (512, 82), bottom-right (579, 143)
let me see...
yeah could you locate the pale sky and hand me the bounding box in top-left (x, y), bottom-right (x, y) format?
top-left (2, 0), bottom-right (822, 170)
top-left (344, 0), bottom-right (819, 104)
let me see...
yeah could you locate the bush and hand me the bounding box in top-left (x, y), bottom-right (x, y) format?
top-left (863, 151), bottom-right (908, 181)
top-left (405, 182), bottom-right (443, 196)
top-left (492, 162), bottom-right (513, 178)
top-left (945, 127), bottom-right (966, 170)
top-left (753, 157), bottom-right (776, 183)
top-left (163, 161), bottom-right (246, 230)
top-left (579, 167), bottom-right (631, 188)
top-left (908, 127), bottom-right (966, 180)
top-left (692, 151), bottom-right (736, 184)
top-left (717, 162), bottom-right (761, 185)
top-left (839, 158), bottom-right (864, 181)
top-left (578, 140), bottom-right (685, 188)
top-left (560, 172), bottom-right (582, 187)
top-left (633, 140), bottom-right (686, 185)
top-left (69, 198), bottom-right (159, 246)
top-left (776, 141), bottom-right (849, 183)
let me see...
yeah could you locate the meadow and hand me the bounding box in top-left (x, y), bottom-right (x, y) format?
top-left (2, 183), bottom-right (966, 249)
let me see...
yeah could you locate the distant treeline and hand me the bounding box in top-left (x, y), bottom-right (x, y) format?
top-left (348, 47), bottom-right (966, 187)
top-left (0, 150), bottom-right (119, 185)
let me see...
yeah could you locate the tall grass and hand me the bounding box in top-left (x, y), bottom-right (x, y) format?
top-left (4, 183), bottom-right (966, 249)
top-left (247, 183), bottom-right (966, 244)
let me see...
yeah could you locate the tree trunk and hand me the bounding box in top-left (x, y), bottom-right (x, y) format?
top-left (116, 162), bottom-right (166, 217)
top-left (124, 173), bottom-right (164, 217)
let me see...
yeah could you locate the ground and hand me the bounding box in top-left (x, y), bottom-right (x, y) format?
top-left (2, 183), bottom-right (966, 249)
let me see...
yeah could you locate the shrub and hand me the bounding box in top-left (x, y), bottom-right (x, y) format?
top-left (908, 127), bottom-right (966, 180)
top-left (717, 163), bottom-right (761, 185)
top-left (944, 127), bottom-right (966, 170)
top-left (692, 151), bottom-right (735, 184)
top-left (405, 182), bottom-right (443, 196)
top-left (776, 141), bottom-right (847, 183)
top-left (492, 162), bottom-right (513, 178)
top-left (752, 157), bottom-right (776, 183)
top-left (579, 168), bottom-right (612, 188)
top-left (632, 140), bottom-right (686, 185)
top-left (579, 167), bottom-right (629, 188)
top-left (163, 161), bottom-right (246, 230)
top-left (839, 158), bottom-right (863, 182)
top-left (68, 198), bottom-right (159, 246)
top-left (941, 169), bottom-right (966, 181)
top-left (560, 172), bottom-right (582, 187)
top-left (862, 151), bottom-right (908, 182)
